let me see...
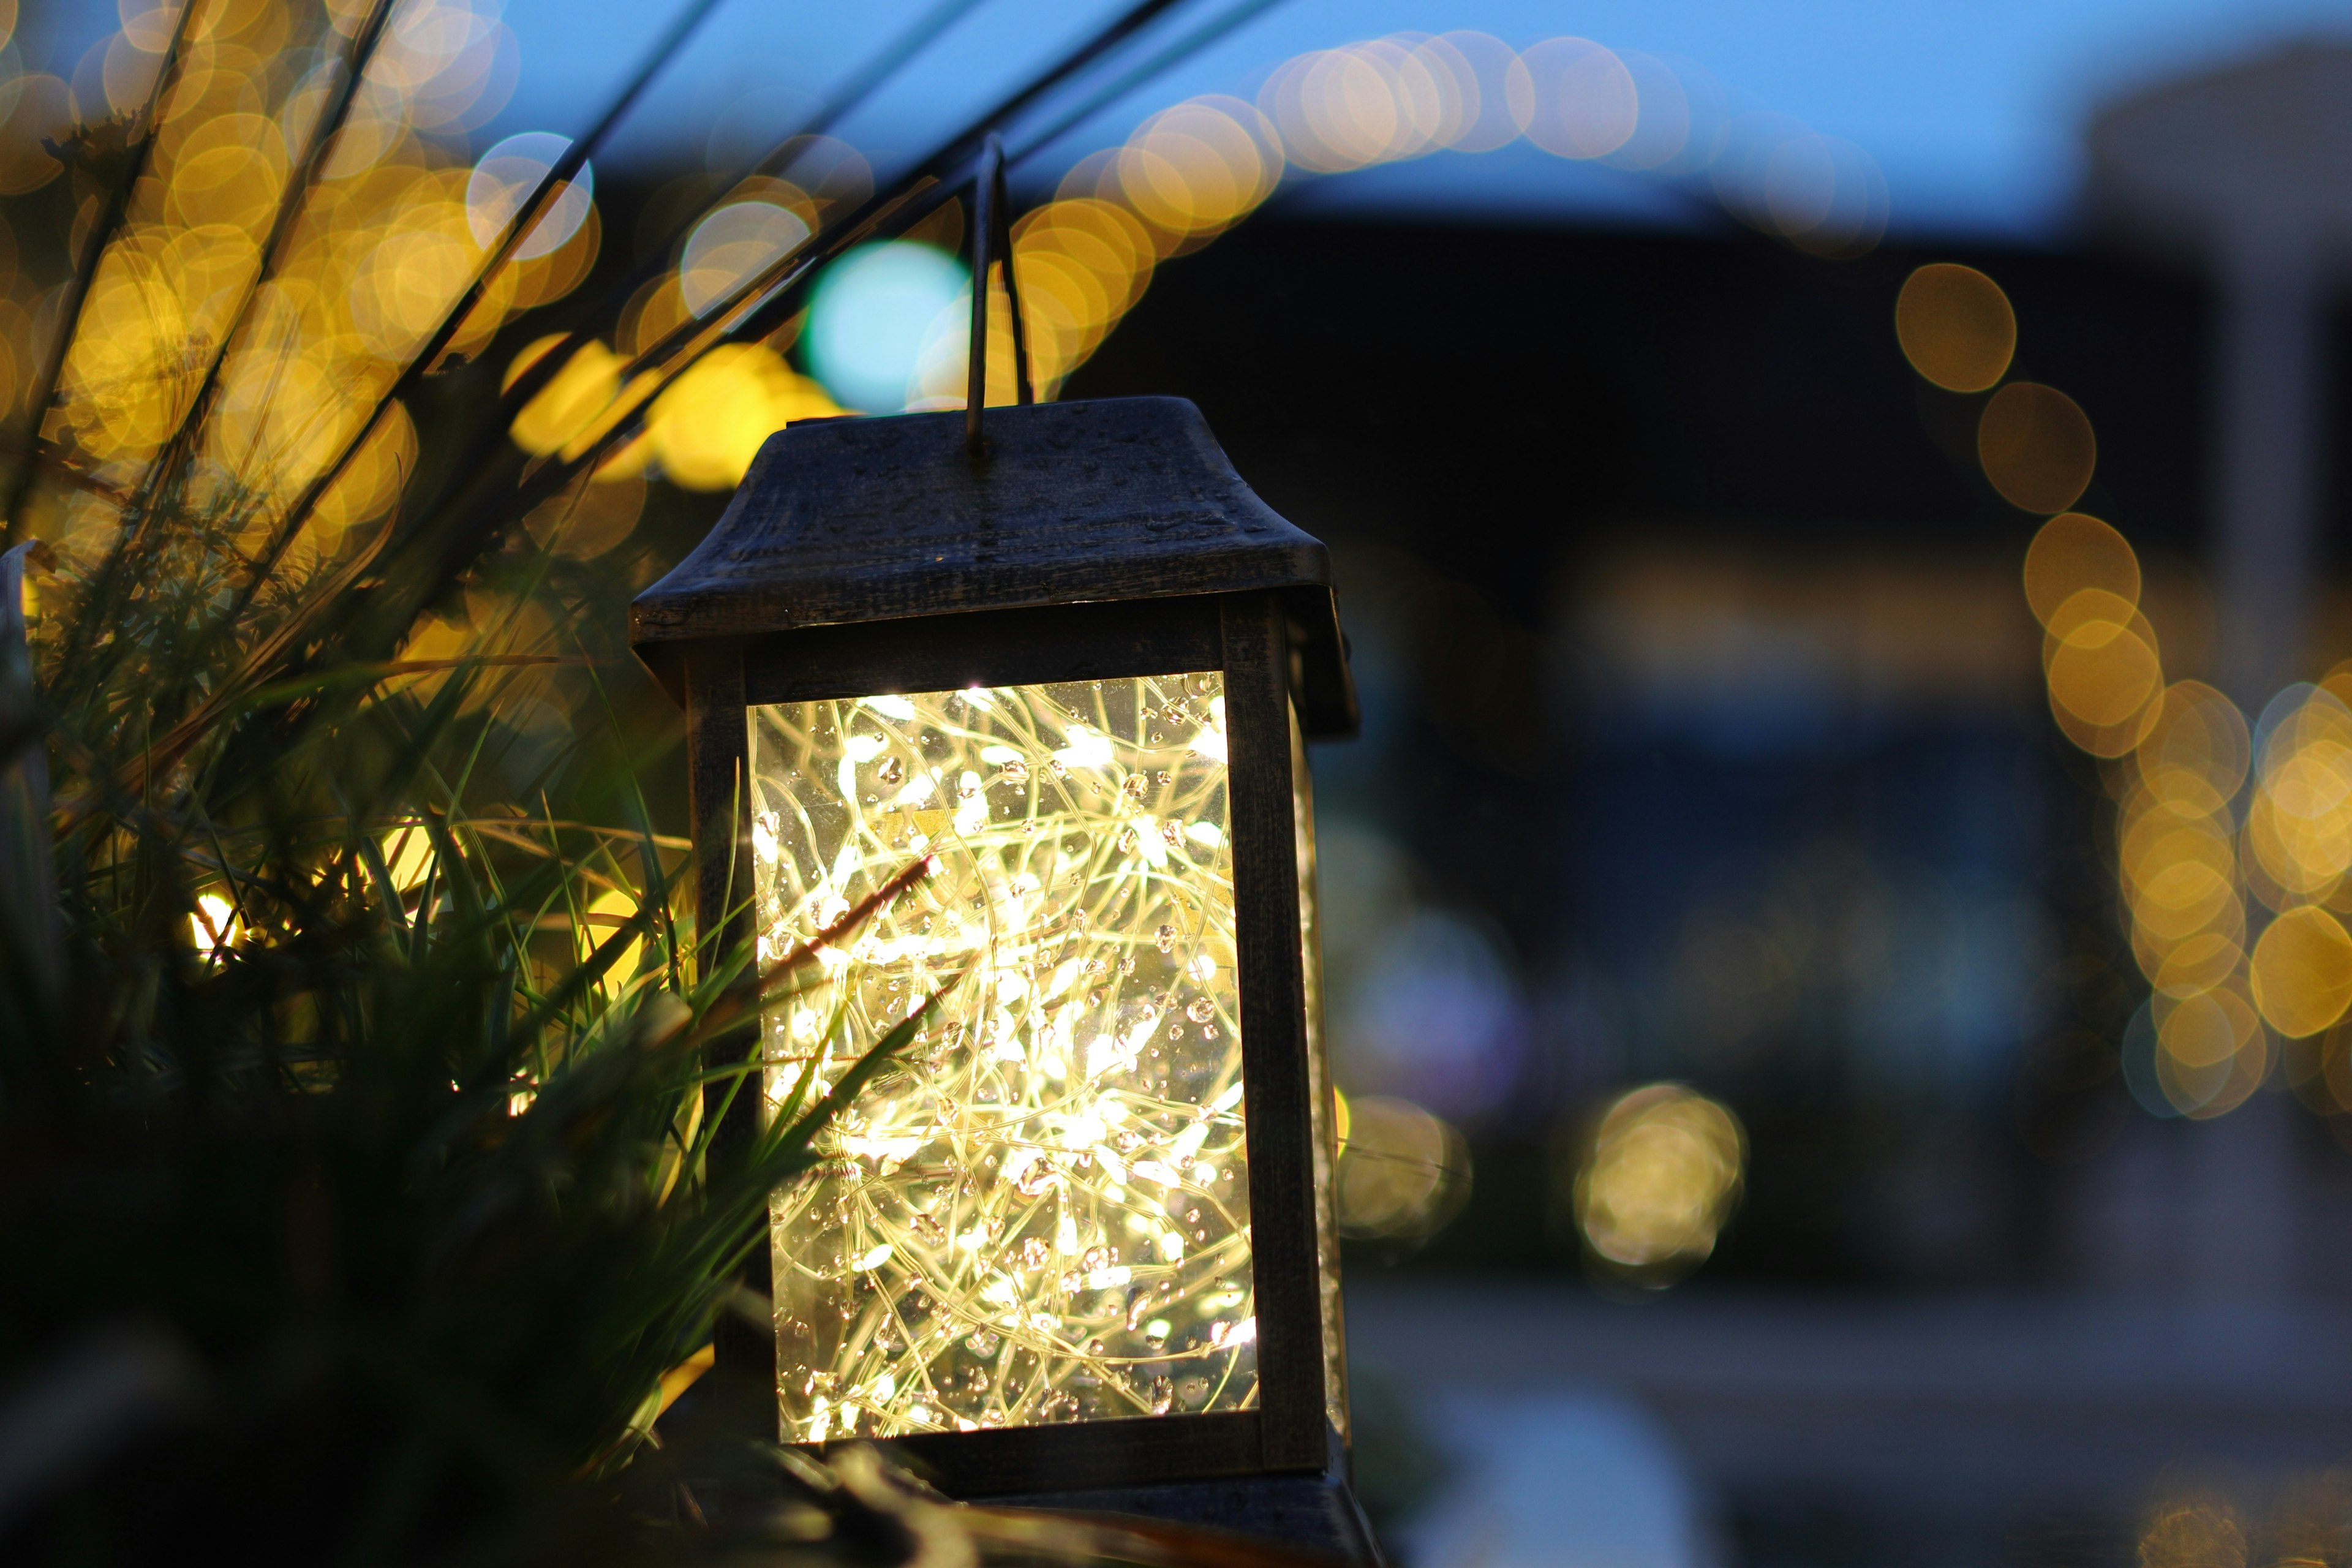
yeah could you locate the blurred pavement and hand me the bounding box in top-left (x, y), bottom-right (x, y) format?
top-left (1348, 1281), bottom-right (2352, 1547)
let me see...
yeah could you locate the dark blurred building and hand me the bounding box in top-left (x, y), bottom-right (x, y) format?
top-left (1068, 211), bottom-right (2254, 1289)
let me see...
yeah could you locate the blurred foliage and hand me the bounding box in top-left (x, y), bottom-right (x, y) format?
top-left (0, 4), bottom-right (1340, 1564)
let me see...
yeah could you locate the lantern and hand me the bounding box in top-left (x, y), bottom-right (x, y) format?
top-left (630, 394), bottom-right (1364, 1545)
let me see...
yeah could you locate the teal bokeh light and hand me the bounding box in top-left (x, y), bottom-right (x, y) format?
top-left (803, 241), bottom-right (969, 413)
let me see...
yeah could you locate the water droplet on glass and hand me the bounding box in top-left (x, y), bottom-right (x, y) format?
top-left (1167, 1024), bottom-right (1185, 1041)
top-left (1119, 829), bottom-right (1139, 854)
top-left (1020, 1237), bottom-right (1050, 1267)
top-left (876, 755), bottom-right (905, 785)
top-left (1186, 997), bottom-right (1215, 1023)
top-left (1000, 759), bottom-right (1028, 784)
top-left (1118, 954), bottom-right (1136, 975)
top-left (1156, 924), bottom-right (1177, 954)
top-left (1123, 775), bottom-right (1148, 802)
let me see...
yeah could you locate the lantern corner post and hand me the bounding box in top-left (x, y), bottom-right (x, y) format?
top-left (1219, 591), bottom-right (1333, 1477)
top-left (681, 636), bottom-right (775, 1398)
top-left (682, 638), bottom-right (751, 968)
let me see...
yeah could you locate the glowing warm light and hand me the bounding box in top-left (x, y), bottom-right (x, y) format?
top-left (1259, 45), bottom-right (1422, 173)
top-left (2138, 1492), bottom-right (2247, 1568)
top-left (1117, 99), bottom-right (1280, 246)
top-left (2137, 681), bottom-right (2250, 813)
top-left (682, 195), bottom-right (813, 318)
top-left (1005, 32), bottom-right (1866, 396)
top-left (1573, 1084), bottom-right (1744, 1278)
top-left (1978, 382), bottom-right (2097, 514)
top-left (189, 892), bottom-right (242, 956)
top-left (906, 279), bottom-right (1026, 415)
top-left (2245, 687), bottom-right (2352, 906)
top-left (753, 674), bottom-right (1254, 1437)
top-left (1517, 38), bottom-right (1638, 160)
top-left (315, 398), bottom-right (418, 535)
top-left (466, 130), bottom-right (590, 260)
top-left (1894, 264), bottom-right (2016, 393)
top-left (2013, 513), bottom-right (2163, 760)
top-left (581, 887), bottom-right (650, 982)
top-left (1420, 32), bottom-right (1532, 154)
top-left (1604, 52), bottom-right (1698, 172)
top-left (647, 342), bottom-right (838, 489)
top-left (2043, 604), bottom-right (2161, 730)
top-left (1333, 1093), bottom-right (1470, 1240)
top-left (2022, 512), bottom-right (2138, 626)
top-left (2250, 905), bottom-right (2352, 1039)
top-left (380, 823), bottom-right (439, 893)
top-left (522, 469), bottom-right (644, 557)
top-left (505, 335), bottom-right (619, 457)
top-left (1010, 200), bottom-right (1152, 393)
top-left (2150, 932), bottom-right (2245, 1000)
top-left (2150, 980), bottom-right (2268, 1119)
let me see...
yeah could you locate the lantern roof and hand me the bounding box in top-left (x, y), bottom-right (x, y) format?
top-left (629, 396), bottom-right (1356, 736)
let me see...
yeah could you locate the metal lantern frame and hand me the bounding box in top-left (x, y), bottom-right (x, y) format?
top-left (630, 392), bottom-right (1358, 1504)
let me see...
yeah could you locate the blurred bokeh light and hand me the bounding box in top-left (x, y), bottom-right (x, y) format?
top-left (1567, 1084), bottom-right (1746, 1283)
top-left (803, 238), bottom-right (967, 413)
top-left (1335, 1091), bottom-right (1472, 1243)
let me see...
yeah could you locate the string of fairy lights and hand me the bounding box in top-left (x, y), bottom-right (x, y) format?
top-left (748, 675), bottom-right (1270, 1438)
top-left (1898, 263), bottom-right (2352, 1124)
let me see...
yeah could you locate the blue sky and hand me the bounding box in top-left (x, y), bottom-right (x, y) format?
top-left (47, 0), bottom-right (2352, 240)
top-left (479, 0), bottom-right (2352, 240)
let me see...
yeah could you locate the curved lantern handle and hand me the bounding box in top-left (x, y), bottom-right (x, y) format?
top-left (966, 131), bottom-right (1035, 457)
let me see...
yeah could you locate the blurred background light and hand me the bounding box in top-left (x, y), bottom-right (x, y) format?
top-left (1335, 1092), bottom-right (1474, 1242)
top-left (802, 239), bottom-right (967, 413)
top-left (1567, 1084), bottom-right (1746, 1282)
top-left (1895, 262), bottom-right (2017, 392)
top-left (681, 194), bottom-right (812, 318)
top-left (1980, 382), bottom-right (2098, 514)
top-left (466, 129), bottom-right (590, 258)
top-left (1332, 905), bottom-right (1529, 1123)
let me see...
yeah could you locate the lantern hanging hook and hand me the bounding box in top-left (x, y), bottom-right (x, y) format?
top-left (967, 131), bottom-right (1034, 458)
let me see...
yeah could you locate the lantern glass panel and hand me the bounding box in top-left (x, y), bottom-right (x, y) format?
top-left (1292, 700), bottom-right (1348, 1442)
top-left (750, 673), bottom-right (1258, 1441)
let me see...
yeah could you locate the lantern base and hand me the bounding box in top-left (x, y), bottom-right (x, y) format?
top-left (979, 1474), bottom-right (1384, 1564)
